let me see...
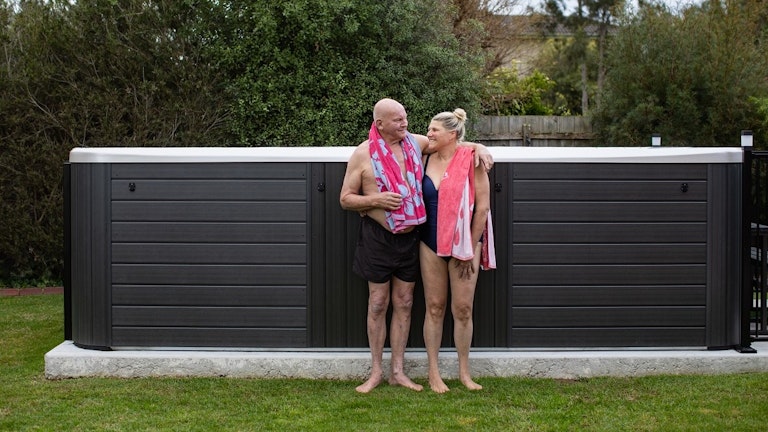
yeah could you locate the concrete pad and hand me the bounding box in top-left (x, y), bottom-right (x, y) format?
top-left (45, 341), bottom-right (768, 380)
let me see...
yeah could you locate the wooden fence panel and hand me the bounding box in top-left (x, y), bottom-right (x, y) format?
top-left (473, 115), bottom-right (594, 147)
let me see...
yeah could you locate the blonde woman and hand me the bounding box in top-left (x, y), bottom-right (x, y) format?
top-left (420, 108), bottom-right (495, 393)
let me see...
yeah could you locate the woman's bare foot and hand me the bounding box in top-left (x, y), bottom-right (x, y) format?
top-left (460, 376), bottom-right (483, 391)
top-left (356, 374), bottom-right (384, 393)
top-left (428, 372), bottom-right (450, 394)
top-left (388, 371), bottom-right (423, 391)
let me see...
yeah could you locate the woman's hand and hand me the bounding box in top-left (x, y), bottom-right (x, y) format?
top-left (454, 258), bottom-right (476, 280)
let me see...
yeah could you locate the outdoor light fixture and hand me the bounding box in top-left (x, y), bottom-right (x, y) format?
top-left (741, 130), bottom-right (753, 148)
top-left (651, 133), bottom-right (661, 147)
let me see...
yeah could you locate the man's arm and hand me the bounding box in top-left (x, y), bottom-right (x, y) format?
top-left (339, 145), bottom-right (403, 212)
top-left (464, 141), bottom-right (494, 172)
top-left (413, 134), bottom-right (432, 154)
top-left (412, 134), bottom-right (493, 171)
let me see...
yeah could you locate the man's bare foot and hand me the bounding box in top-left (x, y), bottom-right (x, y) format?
top-left (460, 376), bottom-right (483, 391)
top-left (356, 374), bottom-right (384, 393)
top-left (388, 372), bottom-right (423, 391)
top-left (428, 373), bottom-right (450, 394)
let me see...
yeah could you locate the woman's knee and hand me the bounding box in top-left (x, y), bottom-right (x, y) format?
top-left (452, 302), bottom-right (473, 322)
top-left (425, 301), bottom-right (446, 320)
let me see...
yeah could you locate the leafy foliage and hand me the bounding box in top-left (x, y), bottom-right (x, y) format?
top-left (0, 0), bottom-right (230, 285)
top-left (482, 68), bottom-right (561, 115)
top-left (592, 0), bottom-right (768, 146)
top-left (216, 0), bottom-right (483, 146)
top-left (534, 34), bottom-right (598, 115)
top-left (539, 0), bottom-right (624, 114)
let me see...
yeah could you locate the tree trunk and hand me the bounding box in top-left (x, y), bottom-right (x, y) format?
top-left (581, 62), bottom-right (589, 114)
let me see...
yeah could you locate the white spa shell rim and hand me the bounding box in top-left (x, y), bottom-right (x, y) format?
top-left (69, 146), bottom-right (744, 164)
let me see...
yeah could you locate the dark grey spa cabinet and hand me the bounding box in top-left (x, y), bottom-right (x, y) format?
top-left (64, 146), bottom-right (746, 351)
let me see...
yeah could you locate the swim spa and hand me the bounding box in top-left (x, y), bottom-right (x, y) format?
top-left (64, 146), bottom-right (745, 350)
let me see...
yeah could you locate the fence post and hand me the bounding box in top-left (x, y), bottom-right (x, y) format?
top-left (523, 123), bottom-right (532, 146)
top-left (739, 130), bottom-right (757, 353)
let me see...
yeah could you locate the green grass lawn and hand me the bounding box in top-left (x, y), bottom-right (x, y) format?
top-left (3, 295), bottom-right (768, 431)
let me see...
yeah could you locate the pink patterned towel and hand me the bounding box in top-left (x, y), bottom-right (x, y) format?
top-left (481, 209), bottom-right (496, 270)
top-left (368, 122), bottom-right (426, 232)
top-left (436, 147), bottom-right (496, 269)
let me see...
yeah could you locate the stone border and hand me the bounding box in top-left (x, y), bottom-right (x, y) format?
top-left (45, 341), bottom-right (768, 380)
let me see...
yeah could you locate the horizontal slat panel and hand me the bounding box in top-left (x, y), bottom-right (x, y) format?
top-left (513, 202), bottom-right (706, 222)
top-left (512, 164), bottom-right (707, 180)
top-left (112, 285), bottom-right (306, 306)
top-left (512, 265), bottom-right (706, 285)
top-left (112, 180), bottom-right (306, 200)
top-left (512, 223), bottom-right (706, 243)
top-left (112, 202), bottom-right (306, 222)
top-left (510, 306), bottom-right (705, 327)
top-left (512, 286), bottom-right (704, 306)
top-left (112, 264), bottom-right (306, 285)
top-left (512, 244), bottom-right (706, 264)
top-left (510, 328), bottom-right (706, 347)
top-left (112, 163), bottom-right (308, 179)
top-left (111, 328), bottom-right (307, 347)
top-left (514, 180), bottom-right (705, 201)
top-left (112, 222), bottom-right (306, 243)
top-left (113, 306), bottom-right (306, 327)
top-left (112, 244), bottom-right (306, 264)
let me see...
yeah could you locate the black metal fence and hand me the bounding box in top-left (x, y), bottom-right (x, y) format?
top-left (748, 145), bottom-right (768, 342)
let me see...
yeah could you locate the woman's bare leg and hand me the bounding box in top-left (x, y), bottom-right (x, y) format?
top-left (448, 243), bottom-right (483, 391)
top-left (420, 243), bottom-right (450, 393)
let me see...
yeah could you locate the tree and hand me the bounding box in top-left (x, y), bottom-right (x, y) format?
top-left (0, 0), bottom-right (229, 284)
top-left (534, 29), bottom-right (597, 115)
top-left (539, 0), bottom-right (623, 114)
top-left (482, 68), bottom-right (559, 115)
top-left (4, 0), bottom-right (229, 148)
top-left (216, 0), bottom-right (483, 147)
top-left (450, 0), bottom-right (532, 76)
top-left (592, 0), bottom-right (768, 146)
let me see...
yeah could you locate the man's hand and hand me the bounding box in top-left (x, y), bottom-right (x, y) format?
top-left (474, 146), bottom-right (494, 172)
top-left (371, 192), bottom-right (403, 211)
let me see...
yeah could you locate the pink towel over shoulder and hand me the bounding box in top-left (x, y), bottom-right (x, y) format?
top-left (436, 147), bottom-right (496, 270)
top-left (368, 122), bottom-right (426, 232)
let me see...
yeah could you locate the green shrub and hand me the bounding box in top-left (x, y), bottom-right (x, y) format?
top-left (216, 0), bottom-right (482, 146)
top-left (592, 2), bottom-right (768, 146)
top-left (0, 0), bottom-right (230, 285)
top-left (481, 68), bottom-right (559, 116)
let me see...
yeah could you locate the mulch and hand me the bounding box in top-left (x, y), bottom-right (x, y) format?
top-left (0, 287), bottom-right (64, 297)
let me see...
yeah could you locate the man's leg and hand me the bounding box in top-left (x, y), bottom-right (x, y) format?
top-left (387, 276), bottom-right (423, 391)
top-left (356, 281), bottom-right (390, 393)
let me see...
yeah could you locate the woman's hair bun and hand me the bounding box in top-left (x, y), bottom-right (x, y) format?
top-left (453, 108), bottom-right (467, 123)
